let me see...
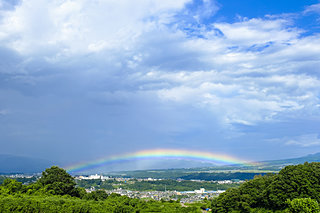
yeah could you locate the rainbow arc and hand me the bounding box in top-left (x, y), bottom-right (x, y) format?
top-left (66, 148), bottom-right (255, 172)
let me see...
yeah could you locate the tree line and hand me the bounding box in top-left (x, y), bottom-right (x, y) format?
top-left (211, 162), bottom-right (320, 212)
top-left (2, 163), bottom-right (320, 212)
top-left (0, 166), bottom-right (202, 212)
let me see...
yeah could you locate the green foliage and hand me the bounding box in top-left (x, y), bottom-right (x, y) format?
top-left (212, 162), bottom-right (320, 212)
top-left (0, 193), bottom-right (201, 212)
top-left (0, 179), bottom-right (26, 195)
top-left (186, 199), bottom-right (212, 211)
top-left (0, 176), bottom-right (6, 185)
top-left (121, 169), bottom-right (270, 180)
top-left (37, 166), bottom-right (82, 197)
top-left (76, 179), bottom-right (114, 190)
top-left (10, 163), bottom-right (320, 212)
top-left (286, 198), bottom-right (320, 213)
top-left (181, 172), bottom-right (269, 181)
top-left (212, 174), bottom-right (276, 212)
top-left (83, 190), bottom-right (109, 201)
top-left (267, 162), bottom-right (320, 209)
top-left (0, 166), bottom-right (204, 212)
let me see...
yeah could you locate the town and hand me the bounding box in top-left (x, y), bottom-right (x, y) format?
top-left (101, 187), bottom-right (225, 203)
top-left (74, 174), bottom-right (242, 203)
top-left (0, 172), bottom-right (238, 203)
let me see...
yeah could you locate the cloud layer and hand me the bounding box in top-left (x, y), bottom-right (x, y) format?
top-left (0, 0), bottom-right (320, 166)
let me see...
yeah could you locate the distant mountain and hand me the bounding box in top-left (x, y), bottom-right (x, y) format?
top-left (108, 153), bottom-right (320, 179)
top-left (261, 152), bottom-right (320, 167)
top-left (75, 159), bottom-right (217, 174)
top-left (0, 154), bottom-right (54, 174)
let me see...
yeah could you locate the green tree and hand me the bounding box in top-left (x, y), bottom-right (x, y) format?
top-left (38, 166), bottom-right (81, 197)
top-left (212, 162), bottom-right (320, 212)
top-left (286, 198), bottom-right (320, 213)
top-left (0, 179), bottom-right (26, 195)
top-left (267, 162), bottom-right (320, 209)
top-left (83, 190), bottom-right (109, 201)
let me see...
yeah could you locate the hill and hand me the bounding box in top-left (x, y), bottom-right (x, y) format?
top-left (2, 152), bottom-right (320, 174)
top-left (260, 152), bottom-right (320, 169)
top-left (212, 162), bottom-right (320, 212)
top-left (106, 152), bottom-right (320, 179)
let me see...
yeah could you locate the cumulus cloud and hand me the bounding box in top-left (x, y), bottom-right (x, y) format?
top-left (0, 0), bottom-right (191, 55)
top-left (0, 0), bottom-right (320, 163)
top-left (154, 70), bottom-right (319, 124)
top-left (0, 1), bottom-right (318, 124)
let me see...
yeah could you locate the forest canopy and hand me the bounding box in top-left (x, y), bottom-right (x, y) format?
top-left (0, 166), bottom-right (201, 212)
top-left (212, 162), bottom-right (320, 212)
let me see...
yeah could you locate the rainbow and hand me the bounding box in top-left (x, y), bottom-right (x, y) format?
top-left (65, 149), bottom-right (255, 173)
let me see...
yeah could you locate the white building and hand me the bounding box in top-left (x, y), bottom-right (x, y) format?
top-left (194, 188), bottom-right (205, 193)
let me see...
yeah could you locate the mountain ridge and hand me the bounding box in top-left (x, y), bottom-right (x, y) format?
top-left (261, 152), bottom-right (320, 166)
top-left (2, 152), bottom-right (320, 174)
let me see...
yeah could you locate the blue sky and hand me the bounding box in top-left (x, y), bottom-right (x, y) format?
top-left (0, 0), bottom-right (320, 170)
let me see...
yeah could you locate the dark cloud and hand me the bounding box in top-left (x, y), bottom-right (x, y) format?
top-left (0, 0), bottom-right (319, 170)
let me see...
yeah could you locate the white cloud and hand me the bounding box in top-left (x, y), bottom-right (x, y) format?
top-left (149, 67), bottom-right (319, 124)
top-left (0, 0), bottom-right (320, 127)
top-left (186, 0), bottom-right (219, 23)
top-left (213, 18), bottom-right (300, 46)
top-left (0, 0), bottom-right (191, 54)
top-left (1, 0), bottom-right (320, 162)
top-left (286, 134), bottom-right (320, 147)
top-left (304, 3), bottom-right (320, 14)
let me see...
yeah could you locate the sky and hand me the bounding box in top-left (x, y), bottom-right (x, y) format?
top-left (0, 0), bottom-right (320, 170)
